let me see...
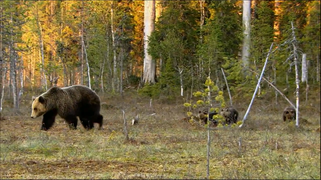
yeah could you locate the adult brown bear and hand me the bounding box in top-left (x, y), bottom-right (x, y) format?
top-left (31, 85), bottom-right (103, 131)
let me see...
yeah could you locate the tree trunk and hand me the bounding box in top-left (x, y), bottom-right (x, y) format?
top-left (120, 48), bottom-right (124, 97)
top-left (82, 38), bottom-right (91, 89)
top-left (143, 0), bottom-right (156, 84)
top-left (9, 47), bottom-right (18, 111)
top-left (317, 54), bottom-right (320, 82)
top-left (178, 67), bottom-right (183, 96)
top-left (110, 2), bottom-right (118, 92)
top-left (80, 2), bottom-right (91, 89)
top-left (242, 0), bottom-right (251, 70)
top-left (221, 68), bottom-right (233, 106)
top-left (0, 67), bottom-right (6, 115)
top-left (18, 56), bottom-right (24, 107)
top-left (302, 53), bottom-right (309, 103)
top-left (240, 43), bottom-right (274, 127)
top-left (0, 4), bottom-right (3, 115)
top-left (36, 3), bottom-right (47, 90)
top-left (291, 22), bottom-right (300, 127)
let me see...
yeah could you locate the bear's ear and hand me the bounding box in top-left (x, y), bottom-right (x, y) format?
top-left (38, 96), bottom-right (46, 104)
top-left (32, 96), bottom-right (36, 101)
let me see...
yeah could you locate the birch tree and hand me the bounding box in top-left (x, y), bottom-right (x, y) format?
top-left (143, 0), bottom-right (156, 84)
top-left (0, 4), bottom-right (3, 115)
top-left (80, 1), bottom-right (91, 89)
top-left (110, 1), bottom-right (118, 92)
top-left (242, 0), bottom-right (251, 70)
top-left (35, 2), bottom-right (47, 90)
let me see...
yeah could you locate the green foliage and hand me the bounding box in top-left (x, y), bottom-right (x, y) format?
top-left (159, 58), bottom-right (180, 96)
top-left (278, 0), bottom-right (308, 43)
top-left (148, 1), bottom-right (199, 92)
top-left (251, 1), bottom-right (275, 64)
top-left (138, 83), bottom-right (160, 98)
top-left (197, 0), bottom-right (242, 89)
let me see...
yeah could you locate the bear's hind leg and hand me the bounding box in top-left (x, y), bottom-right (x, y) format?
top-left (79, 117), bottom-right (94, 130)
top-left (41, 110), bottom-right (57, 131)
top-left (65, 115), bottom-right (78, 130)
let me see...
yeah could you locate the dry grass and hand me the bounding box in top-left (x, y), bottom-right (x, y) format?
top-left (0, 92), bottom-right (320, 179)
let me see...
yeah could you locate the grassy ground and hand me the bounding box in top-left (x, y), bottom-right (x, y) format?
top-left (0, 92), bottom-right (320, 179)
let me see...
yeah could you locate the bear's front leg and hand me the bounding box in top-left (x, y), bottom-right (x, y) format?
top-left (41, 110), bottom-right (58, 131)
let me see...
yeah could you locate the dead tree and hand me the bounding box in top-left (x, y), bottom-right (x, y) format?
top-left (290, 21), bottom-right (300, 127)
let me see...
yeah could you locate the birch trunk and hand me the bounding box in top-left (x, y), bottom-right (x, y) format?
top-left (80, 1), bottom-right (84, 85)
top-left (143, 0), bottom-right (156, 84)
top-left (110, 3), bottom-right (118, 92)
top-left (240, 43), bottom-right (274, 127)
top-left (80, 2), bottom-right (91, 89)
top-left (120, 48), bottom-right (123, 96)
top-left (317, 55), bottom-right (320, 82)
top-left (0, 67), bottom-right (6, 114)
top-left (302, 53), bottom-right (309, 102)
top-left (0, 5), bottom-right (3, 114)
top-left (242, 0), bottom-right (251, 70)
top-left (178, 67), bottom-right (183, 96)
top-left (36, 3), bottom-right (47, 90)
top-left (9, 11), bottom-right (19, 112)
top-left (9, 47), bottom-right (18, 111)
top-left (199, 0), bottom-right (205, 82)
top-left (82, 37), bottom-right (91, 89)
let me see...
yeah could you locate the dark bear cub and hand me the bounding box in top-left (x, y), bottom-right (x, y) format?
top-left (283, 107), bottom-right (296, 122)
top-left (31, 85), bottom-right (103, 131)
top-left (220, 107), bottom-right (238, 125)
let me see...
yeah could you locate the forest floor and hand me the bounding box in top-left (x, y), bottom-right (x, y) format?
top-left (0, 90), bottom-right (320, 179)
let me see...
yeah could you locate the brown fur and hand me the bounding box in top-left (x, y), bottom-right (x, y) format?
top-left (198, 110), bottom-right (218, 125)
top-left (31, 85), bottom-right (103, 131)
top-left (220, 107), bottom-right (238, 125)
top-left (283, 107), bottom-right (296, 122)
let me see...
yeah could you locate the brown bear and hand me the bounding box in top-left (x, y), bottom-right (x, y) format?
top-left (220, 107), bottom-right (238, 125)
top-left (283, 107), bottom-right (296, 122)
top-left (198, 109), bottom-right (218, 125)
top-left (31, 85), bottom-right (103, 131)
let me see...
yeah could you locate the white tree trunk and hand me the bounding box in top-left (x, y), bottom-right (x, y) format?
top-left (0, 67), bottom-right (6, 114)
top-left (316, 55), bottom-right (319, 82)
top-left (0, 5), bottom-right (3, 114)
top-left (178, 67), bottom-right (184, 96)
top-left (240, 43), bottom-right (274, 128)
top-left (35, 3), bottom-right (47, 90)
top-left (111, 3), bottom-right (118, 92)
top-left (82, 37), bottom-right (91, 89)
top-left (143, 0), bottom-right (156, 84)
top-left (242, 0), bottom-right (251, 69)
top-left (302, 54), bottom-right (307, 82)
top-left (80, 2), bottom-right (91, 89)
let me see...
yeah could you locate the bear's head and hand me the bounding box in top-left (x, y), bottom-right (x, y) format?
top-left (31, 96), bottom-right (47, 118)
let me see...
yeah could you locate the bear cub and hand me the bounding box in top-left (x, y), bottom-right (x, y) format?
top-left (283, 107), bottom-right (296, 122)
top-left (31, 85), bottom-right (103, 131)
top-left (220, 107), bottom-right (238, 125)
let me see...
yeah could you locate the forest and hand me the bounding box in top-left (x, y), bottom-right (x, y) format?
top-left (0, 0), bottom-right (320, 179)
top-left (0, 0), bottom-right (320, 110)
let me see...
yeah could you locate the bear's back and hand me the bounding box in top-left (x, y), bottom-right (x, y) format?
top-left (62, 85), bottom-right (100, 104)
